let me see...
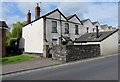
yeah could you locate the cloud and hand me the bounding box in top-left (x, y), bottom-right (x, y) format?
top-left (1, 2), bottom-right (25, 28)
top-left (57, 2), bottom-right (89, 19)
top-left (83, 2), bottom-right (118, 27)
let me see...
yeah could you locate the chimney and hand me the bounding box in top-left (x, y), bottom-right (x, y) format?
top-left (27, 10), bottom-right (31, 23)
top-left (96, 25), bottom-right (99, 38)
top-left (35, 3), bottom-right (40, 19)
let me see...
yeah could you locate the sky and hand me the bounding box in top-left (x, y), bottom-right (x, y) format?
top-left (0, 1), bottom-right (119, 29)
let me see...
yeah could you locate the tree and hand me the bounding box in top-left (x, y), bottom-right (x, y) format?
top-left (6, 21), bottom-right (26, 55)
top-left (11, 21), bottom-right (26, 38)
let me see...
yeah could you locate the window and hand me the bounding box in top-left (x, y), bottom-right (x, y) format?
top-left (52, 39), bottom-right (57, 45)
top-left (65, 23), bottom-right (69, 34)
top-left (52, 21), bottom-right (57, 33)
top-left (75, 25), bottom-right (79, 35)
top-left (87, 27), bottom-right (89, 33)
top-left (93, 28), bottom-right (95, 32)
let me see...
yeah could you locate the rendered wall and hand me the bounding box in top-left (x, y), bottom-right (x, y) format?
top-left (22, 18), bottom-right (44, 54)
top-left (100, 32), bottom-right (118, 55)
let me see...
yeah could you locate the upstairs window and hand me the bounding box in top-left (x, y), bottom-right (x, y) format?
top-left (75, 25), bottom-right (79, 35)
top-left (65, 23), bottom-right (69, 34)
top-left (52, 21), bottom-right (57, 33)
top-left (93, 28), bottom-right (95, 32)
top-left (87, 27), bottom-right (89, 33)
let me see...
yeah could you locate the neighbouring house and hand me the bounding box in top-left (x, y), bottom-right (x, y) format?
top-left (20, 3), bottom-right (87, 57)
top-left (101, 24), bottom-right (113, 31)
top-left (92, 21), bottom-right (103, 32)
top-left (81, 19), bottom-right (95, 33)
top-left (0, 21), bottom-right (8, 58)
top-left (74, 28), bottom-right (119, 56)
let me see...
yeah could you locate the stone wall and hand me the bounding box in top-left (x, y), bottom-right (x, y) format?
top-left (52, 44), bottom-right (100, 62)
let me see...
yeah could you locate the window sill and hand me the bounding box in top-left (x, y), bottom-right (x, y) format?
top-left (75, 34), bottom-right (79, 35)
top-left (51, 32), bottom-right (58, 33)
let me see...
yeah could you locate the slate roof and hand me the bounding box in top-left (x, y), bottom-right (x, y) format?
top-left (74, 29), bottom-right (118, 43)
top-left (62, 36), bottom-right (72, 42)
top-left (66, 15), bottom-right (75, 20)
top-left (92, 22), bottom-right (98, 25)
top-left (81, 19), bottom-right (89, 23)
top-left (0, 21), bottom-right (8, 28)
top-left (100, 25), bottom-right (108, 29)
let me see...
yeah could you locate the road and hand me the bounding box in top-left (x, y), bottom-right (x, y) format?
top-left (2, 54), bottom-right (118, 80)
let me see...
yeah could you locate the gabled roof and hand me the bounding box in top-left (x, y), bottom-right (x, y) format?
top-left (92, 21), bottom-right (98, 25)
top-left (67, 15), bottom-right (75, 20)
top-left (74, 29), bottom-right (118, 43)
top-left (66, 14), bottom-right (83, 25)
top-left (81, 18), bottom-right (93, 24)
top-left (0, 21), bottom-right (8, 27)
top-left (108, 26), bottom-right (113, 29)
top-left (23, 9), bottom-right (68, 27)
top-left (101, 24), bottom-right (108, 29)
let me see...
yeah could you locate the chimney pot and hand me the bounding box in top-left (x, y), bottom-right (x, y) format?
top-left (35, 3), bottom-right (40, 19)
top-left (27, 10), bottom-right (31, 23)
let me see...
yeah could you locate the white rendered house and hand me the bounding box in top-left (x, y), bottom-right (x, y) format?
top-left (21, 4), bottom-right (87, 57)
top-left (81, 19), bottom-right (95, 33)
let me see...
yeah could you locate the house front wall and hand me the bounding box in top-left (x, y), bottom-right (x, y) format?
top-left (22, 18), bottom-right (44, 54)
top-left (83, 20), bottom-right (94, 33)
top-left (93, 23), bottom-right (103, 32)
top-left (45, 11), bottom-right (86, 46)
top-left (100, 32), bottom-right (118, 55)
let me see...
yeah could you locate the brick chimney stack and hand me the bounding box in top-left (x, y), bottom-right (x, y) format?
top-left (96, 25), bottom-right (99, 38)
top-left (35, 3), bottom-right (40, 19)
top-left (26, 10), bottom-right (31, 23)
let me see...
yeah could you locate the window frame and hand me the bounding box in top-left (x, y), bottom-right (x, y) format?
top-left (64, 23), bottom-right (69, 34)
top-left (75, 25), bottom-right (79, 35)
top-left (52, 21), bottom-right (57, 33)
top-left (52, 39), bottom-right (58, 45)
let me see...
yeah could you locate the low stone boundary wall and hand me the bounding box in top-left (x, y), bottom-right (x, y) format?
top-left (52, 44), bottom-right (100, 62)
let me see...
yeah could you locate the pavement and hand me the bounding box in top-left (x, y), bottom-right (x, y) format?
top-left (2, 54), bottom-right (119, 80)
top-left (1, 57), bottom-right (62, 75)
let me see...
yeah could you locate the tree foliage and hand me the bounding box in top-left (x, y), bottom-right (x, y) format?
top-left (6, 21), bottom-right (26, 55)
top-left (11, 21), bottom-right (26, 38)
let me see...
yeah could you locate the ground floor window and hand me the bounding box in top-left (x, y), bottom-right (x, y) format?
top-left (52, 39), bottom-right (57, 45)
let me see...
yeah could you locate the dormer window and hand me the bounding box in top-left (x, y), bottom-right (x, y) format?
top-left (65, 23), bottom-right (69, 34)
top-left (75, 25), bottom-right (79, 35)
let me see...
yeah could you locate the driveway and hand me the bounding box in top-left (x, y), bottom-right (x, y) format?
top-left (2, 57), bottom-right (62, 75)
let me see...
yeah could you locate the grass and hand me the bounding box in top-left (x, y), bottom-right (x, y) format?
top-left (0, 54), bottom-right (39, 65)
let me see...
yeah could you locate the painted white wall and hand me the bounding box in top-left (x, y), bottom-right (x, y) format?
top-left (22, 18), bottom-right (44, 53)
top-left (100, 32), bottom-right (118, 55)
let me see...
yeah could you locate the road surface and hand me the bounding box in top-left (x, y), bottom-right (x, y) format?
top-left (2, 54), bottom-right (118, 80)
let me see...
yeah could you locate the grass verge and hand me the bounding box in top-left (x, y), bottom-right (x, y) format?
top-left (0, 54), bottom-right (39, 65)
